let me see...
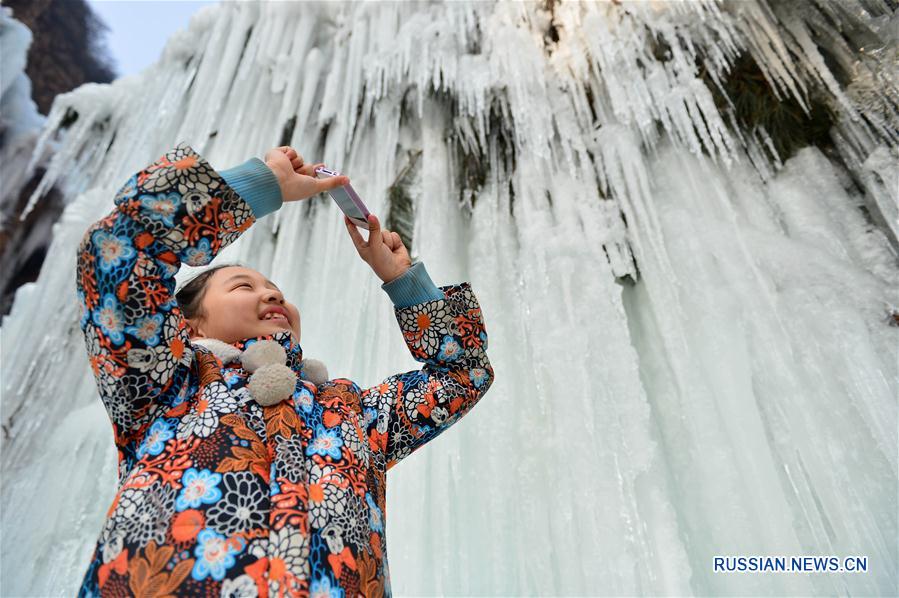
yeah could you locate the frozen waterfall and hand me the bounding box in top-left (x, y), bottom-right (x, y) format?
top-left (1, 0), bottom-right (896, 596)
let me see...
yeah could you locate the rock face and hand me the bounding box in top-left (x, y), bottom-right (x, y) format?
top-left (0, 0), bottom-right (116, 317)
top-left (3, 0), bottom-right (116, 114)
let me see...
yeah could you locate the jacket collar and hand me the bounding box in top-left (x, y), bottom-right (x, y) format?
top-left (191, 329), bottom-right (303, 373)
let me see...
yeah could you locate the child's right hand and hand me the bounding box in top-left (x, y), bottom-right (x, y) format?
top-left (263, 146), bottom-right (349, 203)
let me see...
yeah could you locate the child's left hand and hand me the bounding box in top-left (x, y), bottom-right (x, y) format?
top-left (343, 214), bottom-right (412, 284)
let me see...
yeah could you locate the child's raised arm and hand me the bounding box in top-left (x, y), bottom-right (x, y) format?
top-left (342, 211), bottom-right (495, 470)
top-left (361, 270), bottom-right (495, 471)
top-left (74, 142), bottom-right (308, 451)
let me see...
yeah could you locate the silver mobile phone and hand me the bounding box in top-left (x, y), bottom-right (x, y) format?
top-left (314, 167), bottom-right (371, 229)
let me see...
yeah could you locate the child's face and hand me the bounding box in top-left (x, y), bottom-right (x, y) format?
top-left (186, 266), bottom-right (301, 344)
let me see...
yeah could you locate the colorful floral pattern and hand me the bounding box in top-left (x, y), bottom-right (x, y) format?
top-left (75, 143), bottom-right (494, 597)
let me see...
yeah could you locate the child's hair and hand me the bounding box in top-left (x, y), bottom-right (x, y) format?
top-left (175, 262), bottom-right (245, 320)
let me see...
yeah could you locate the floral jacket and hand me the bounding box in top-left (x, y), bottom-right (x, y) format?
top-left (74, 143), bottom-right (494, 597)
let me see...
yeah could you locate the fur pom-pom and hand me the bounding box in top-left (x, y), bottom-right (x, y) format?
top-left (300, 358), bottom-right (329, 386)
top-left (241, 340), bottom-right (287, 373)
top-left (247, 363), bottom-right (298, 406)
top-left (191, 338), bottom-right (242, 364)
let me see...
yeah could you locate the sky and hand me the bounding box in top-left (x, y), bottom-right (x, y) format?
top-left (88, 0), bottom-right (220, 78)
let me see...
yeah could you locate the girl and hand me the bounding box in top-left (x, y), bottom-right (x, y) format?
top-left (75, 143), bottom-right (494, 597)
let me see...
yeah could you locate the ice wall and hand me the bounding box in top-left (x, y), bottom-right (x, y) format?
top-left (1, 1), bottom-right (896, 596)
top-left (0, 7), bottom-right (61, 317)
top-left (0, 6), bottom-right (46, 214)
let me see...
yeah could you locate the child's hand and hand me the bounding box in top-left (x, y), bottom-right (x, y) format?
top-left (344, 214), bottom-right (412, 284)
top-left (263, 146), bottom-right (348, 202)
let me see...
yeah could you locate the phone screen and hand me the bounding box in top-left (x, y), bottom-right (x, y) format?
top-left (314, 167), bottom-right (371, 229)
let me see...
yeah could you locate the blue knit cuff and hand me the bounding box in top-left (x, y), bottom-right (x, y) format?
top-left (382, 261), bottom-right (444, 308)
top-left (219, 157), bottom-right (283, 218)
